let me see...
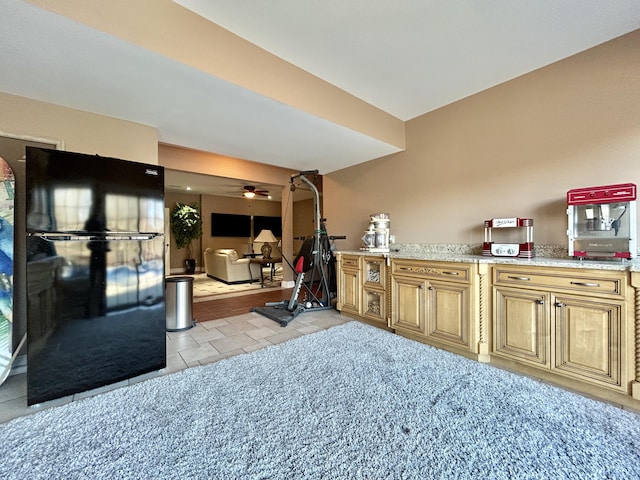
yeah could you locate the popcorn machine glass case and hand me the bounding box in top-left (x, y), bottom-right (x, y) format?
top-left (567, 183), bottom-right (637, 259)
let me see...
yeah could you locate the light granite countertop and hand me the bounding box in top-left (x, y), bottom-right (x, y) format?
top-left (336, 249), bottom-right (640, 272)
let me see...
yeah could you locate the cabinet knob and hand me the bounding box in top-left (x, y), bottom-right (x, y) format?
top-left (554, 301), bottom-right (565, 308)
top-left (428, 286), bottom-right (434, 290)
top-left (536, 298), bottom-right (545, 305)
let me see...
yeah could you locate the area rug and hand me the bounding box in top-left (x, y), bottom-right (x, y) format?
top-left (189, 272), bottom-right (285, 302)
top-left (1, 321), bottom-right (640, 479)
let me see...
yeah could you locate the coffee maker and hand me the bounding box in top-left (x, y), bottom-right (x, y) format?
top-left (567, 183), bottom-right (637, 259)
top-left (361, 213), bottom-right (390, 253)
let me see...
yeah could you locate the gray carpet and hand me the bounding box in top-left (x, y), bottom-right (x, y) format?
top-left (1, 321), bottom-right (640, 479)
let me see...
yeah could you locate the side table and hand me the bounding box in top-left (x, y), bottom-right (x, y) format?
top-left (249, 257), bottom-right (282, 287)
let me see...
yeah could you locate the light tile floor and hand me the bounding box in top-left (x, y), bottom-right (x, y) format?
top-left (0, 308), bottom-right (347, 424)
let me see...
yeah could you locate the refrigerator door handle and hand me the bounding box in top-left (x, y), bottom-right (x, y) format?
top-left (29, 232), bottom-right (162, 242)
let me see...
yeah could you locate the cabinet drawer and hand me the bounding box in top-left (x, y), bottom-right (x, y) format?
top-left (493, 266), bottom-right (625, 298)
top-left (391, 259), bottom-right (471, 282)
top-left (340, 255), bottom-right (360, 269)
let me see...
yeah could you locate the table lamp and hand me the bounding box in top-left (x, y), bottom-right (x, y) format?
top-left (254, 229), bottom-right (278, 258)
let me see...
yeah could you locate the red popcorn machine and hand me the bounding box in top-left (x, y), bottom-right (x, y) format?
top-left (567, 183), bottom-right (637, 259)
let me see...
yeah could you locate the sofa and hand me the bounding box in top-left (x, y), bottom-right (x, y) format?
top-left (203, 248), bottom-right (262, 284)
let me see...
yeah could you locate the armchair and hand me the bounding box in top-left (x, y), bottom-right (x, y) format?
top-left (203, 248), bottom-right (261, 284)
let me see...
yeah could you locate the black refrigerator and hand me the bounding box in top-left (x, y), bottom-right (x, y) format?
top-left (25, 147), bottom-right (166, 405)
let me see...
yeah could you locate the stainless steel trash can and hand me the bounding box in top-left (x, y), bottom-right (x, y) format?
top-left (165, 276), bottom-right (195, 331)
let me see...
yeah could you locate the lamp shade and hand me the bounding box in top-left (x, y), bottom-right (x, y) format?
top-left (254, 229), bottom-right (278, 258)
top-left (254, 229), bottom-right (278, 243)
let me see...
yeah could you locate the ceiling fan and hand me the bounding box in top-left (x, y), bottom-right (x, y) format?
top-left (241, 185), bottom-right (269, 198)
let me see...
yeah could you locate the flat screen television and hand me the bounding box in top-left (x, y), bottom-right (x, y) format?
top-left (254, 215), bottom-right (282, 237)
top-left (211, 213), bottom-right (251, 237)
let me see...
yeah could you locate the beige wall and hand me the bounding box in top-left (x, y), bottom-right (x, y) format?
top-left (325, 30), bottom-right (640, 251)
top-left (159, 143), bottom-right (294, 187)
top-left (0, 92), bottom-right (158, 163)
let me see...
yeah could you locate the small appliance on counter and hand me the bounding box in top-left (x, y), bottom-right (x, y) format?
top-left (483, 217), bottom-right (534, 258)
top-left (567, 183), bottom-right (637, 259)
top-left (361, 213), bottom-right (390, 253)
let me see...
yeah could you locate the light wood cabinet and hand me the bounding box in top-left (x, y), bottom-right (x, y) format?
top-left (390, 274), bottom-right (426, 333)
top-left (554, 294), bottom-right (623, 387)
top-left (629, 272), bottom-right (640, 401)
top-left (493, 287), bottom-right (550, 367)
top-left (492, 265), bottom-right (630, 392)
top-left (336, 254), bottom-right (360, 317)
top-left (336, 252), bottom-right (640, 407)
top-left (390, 259), bottom-right (483, 359)
top-left (336, 254), bottom-right (388, 327)
top-left (361, 257), bottom-right (387, 325)
top-left (428, 279), bottom-right (471, 347)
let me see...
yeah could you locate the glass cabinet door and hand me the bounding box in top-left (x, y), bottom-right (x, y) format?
top-left (363, 288), bottom-right (384, 320)
top-left (363, 258), bottom-right (385, 289)
top-left (362, 257), bottom-right (387, 325)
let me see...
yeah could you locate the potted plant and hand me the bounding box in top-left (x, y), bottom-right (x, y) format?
top-left (170, 202), bottom-right (202, 274)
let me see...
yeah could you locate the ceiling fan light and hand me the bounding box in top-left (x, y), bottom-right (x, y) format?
top-left (244, 191), bottom-right (255, 198)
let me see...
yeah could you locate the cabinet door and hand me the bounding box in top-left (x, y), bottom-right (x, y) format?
top-left (337, 267), bottom-right (360, 316)
top-left (363, 257), bottom-right (386, 290)
top-left (362, 286), bottom-right (387, 326)
top-left (391, 275), bottom-right (427, 334)
top-left (427, 280), bottom-right (471, 348)
top-left (493, 287), bottom-right (550, 367)
top-left (553, 295), bottom-right (623, 388)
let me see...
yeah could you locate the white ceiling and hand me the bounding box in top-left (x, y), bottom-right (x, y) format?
top-left (175, 0), bottom-right (640, 120)
top-left (1, 0), bottom-right (640, 185)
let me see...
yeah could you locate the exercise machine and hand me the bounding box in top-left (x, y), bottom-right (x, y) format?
top-left (251, 170), bottom-right (345, 327)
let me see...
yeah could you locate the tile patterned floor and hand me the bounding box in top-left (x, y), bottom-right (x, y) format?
top-left (0, 292), bottom-right (347, 424)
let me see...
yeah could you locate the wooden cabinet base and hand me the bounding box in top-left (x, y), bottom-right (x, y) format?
top-left (632, 381), bottom-right (640, 401)
top-left (491, 355), bottom-right (640, 413)
top-left (338, 311), bottom-right (393, 332)
top-left (395, 328), bottom-right (488, 363)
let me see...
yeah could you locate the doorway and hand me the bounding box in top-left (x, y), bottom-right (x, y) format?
top-left (0, 134), bottom-right (61, 382)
